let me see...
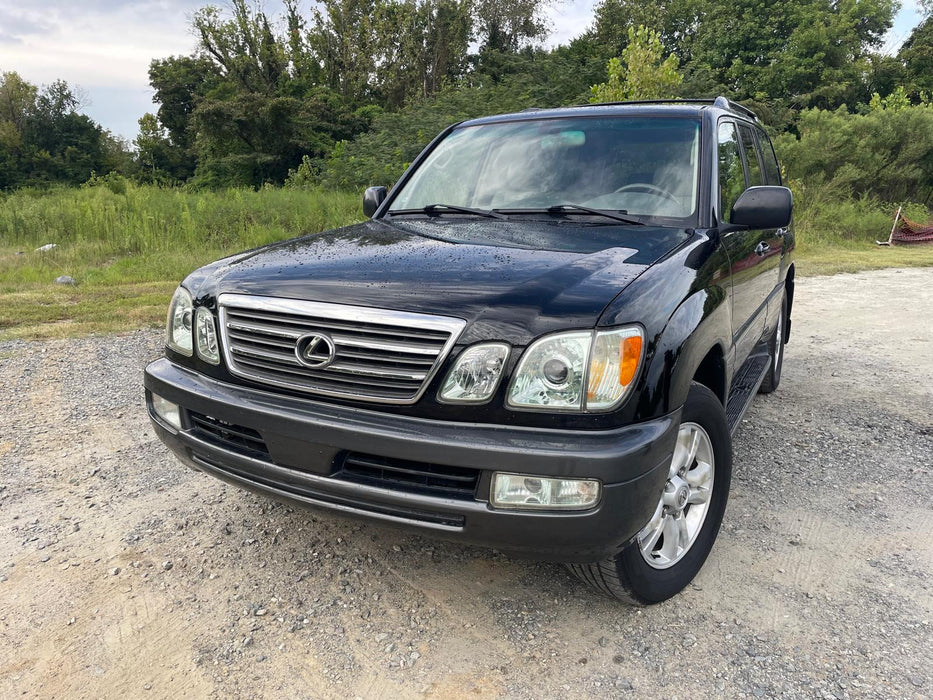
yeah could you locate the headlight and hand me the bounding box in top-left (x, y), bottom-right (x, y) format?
top-left (195, 307), bottom-right (220, 365)
top-left (438, 343), bottom-right (509, 403)
top-left (166, 287), bottom-right (193, 356)
top-left (507, 327), bottom-right (644, 412)
top-left (491, 473), bottom-right (601, 510)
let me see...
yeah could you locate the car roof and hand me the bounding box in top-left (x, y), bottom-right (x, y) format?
top-left (459, 97), bottom-right (759, 128)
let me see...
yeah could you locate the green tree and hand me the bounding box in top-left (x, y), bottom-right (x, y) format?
top-left (774, 94), bottom-right (933, 204)
top-left (0, 72), bottom-right (124, 189)
top-left (472, 0), bottom-right (550, 52)
top-left (590, 26), bottom-right (682, 102)
top-left (899, 17), bottom-right (933, 98)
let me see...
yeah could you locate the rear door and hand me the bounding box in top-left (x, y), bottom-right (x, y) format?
top-left (738, 122), bottom-right (784, 327)
top-left (717, 119), bottom-right (769, 366)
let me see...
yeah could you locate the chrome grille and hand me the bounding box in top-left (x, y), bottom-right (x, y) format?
top-left (218, 294), bottom-right (465, 404)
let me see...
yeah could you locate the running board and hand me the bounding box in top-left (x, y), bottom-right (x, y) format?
top-left (725, 352), bottom-right (770, 436)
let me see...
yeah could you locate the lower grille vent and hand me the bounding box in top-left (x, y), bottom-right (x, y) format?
top-left (334, 452), bottom-right (480, 500)
top-left (189, 412), bottom-right (270, 458)
top-left (190, 454), bottom-right (465, 528)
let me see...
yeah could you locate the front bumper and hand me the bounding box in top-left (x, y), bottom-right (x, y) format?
top-left (144, 358), bottom-right (678, 562)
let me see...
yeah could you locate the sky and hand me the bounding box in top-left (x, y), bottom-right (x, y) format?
top-left (0, 0), bottom-right (927, 142)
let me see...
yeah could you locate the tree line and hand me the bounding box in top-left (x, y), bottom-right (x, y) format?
top-left (2, 0), bottom-right (933, 203)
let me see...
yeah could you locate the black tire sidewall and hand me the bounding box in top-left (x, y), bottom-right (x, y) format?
top-left (615, 383), bottom-right (733, 603)
top-left (760, 293), bottom-right (787, 393)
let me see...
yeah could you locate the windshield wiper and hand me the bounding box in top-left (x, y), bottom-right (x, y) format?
top-left (543, 204), bottom-right (644, 225)
top-left (388, 203), bottom-right (507, 220)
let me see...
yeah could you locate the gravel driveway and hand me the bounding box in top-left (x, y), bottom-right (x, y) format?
top-left (1, 267), bottom-right (931, 699)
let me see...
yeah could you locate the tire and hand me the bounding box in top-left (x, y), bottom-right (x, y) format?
top-left (759, 291), bottom-right (787, 394)
top-left (567, 382), bottom-right (732, 604)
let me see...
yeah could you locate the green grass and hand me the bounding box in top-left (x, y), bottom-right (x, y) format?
top-left (0, 183), bottom-right (362, 339)
top-left (792, 191), bottom-right (933, 275)
top-left (0, 183), bottom-right (930, 339)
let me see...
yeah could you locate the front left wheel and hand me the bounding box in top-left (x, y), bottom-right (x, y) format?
top-left (567, 382), bottom-right (732, 604)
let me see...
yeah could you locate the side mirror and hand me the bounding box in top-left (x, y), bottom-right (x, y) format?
top-left (730, 186), bottom-right (792, 229)
top-left (363, 186), bottom-right (388, 218)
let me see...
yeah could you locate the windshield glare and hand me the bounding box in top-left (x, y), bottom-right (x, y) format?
top-left (390, 116), bottom-right (701, 221)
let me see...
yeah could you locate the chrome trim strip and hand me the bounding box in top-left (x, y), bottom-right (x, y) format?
top-left (233, 357), bottom-right (418, 389)
top-left (223, 295), bottom-right (457, 333)
top-left (218, 293), bottom-right (466, 405)
top-left (329, 334), bottom-right (442, 356)
top-left (226, 310), bottom-right (451, 341)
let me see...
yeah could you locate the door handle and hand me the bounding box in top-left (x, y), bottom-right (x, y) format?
top-left (755, 241), bottom-right (770, 256)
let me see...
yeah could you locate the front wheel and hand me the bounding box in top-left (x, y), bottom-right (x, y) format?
top-left (567, 383), bottom-right (732, 604)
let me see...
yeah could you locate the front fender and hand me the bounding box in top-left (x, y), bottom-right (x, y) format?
top-left (645, 286), bottom-right (732, 413)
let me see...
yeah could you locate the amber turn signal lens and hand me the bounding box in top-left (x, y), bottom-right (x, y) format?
top-left (619, 334), bottom-right (643, 386)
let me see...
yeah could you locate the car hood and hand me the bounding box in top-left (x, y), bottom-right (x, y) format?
top-left (192, 218), bottom-right (689, 345)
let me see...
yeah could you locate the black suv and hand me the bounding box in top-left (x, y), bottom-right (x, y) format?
top-left (145, 97), bottom-right (794, 604)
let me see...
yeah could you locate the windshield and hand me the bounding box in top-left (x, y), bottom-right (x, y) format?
top-left (389, 116), bottom-right (701, 222)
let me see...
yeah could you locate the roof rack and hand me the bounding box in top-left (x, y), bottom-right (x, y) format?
top-left (585, 96), bottom-right (760, 122)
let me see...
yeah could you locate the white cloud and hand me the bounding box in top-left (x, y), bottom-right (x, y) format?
top-left (543, 0), bottom-right (597, 47)
top-left (0, 1), bottom-right (202, 137)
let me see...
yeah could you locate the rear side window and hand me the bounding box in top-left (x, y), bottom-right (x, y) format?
top-left (757, 129), bottom-right (782, 185)
top-left (738, 124), bottom-right (762, 187)
top-left (717, 121), bottom-right (744, 220)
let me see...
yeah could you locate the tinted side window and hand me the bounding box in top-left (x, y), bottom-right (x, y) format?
top-left (757, 129), bottom-right (782, 185)
top-left (738, 124), bottom-right (762, 187)
top-left (717, 121), bottom-right (744, 220)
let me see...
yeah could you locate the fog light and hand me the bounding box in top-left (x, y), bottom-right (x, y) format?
top-left (491, 473), bottom-right (601, 510)
top-left (151, 393), bottom-right (181, 431)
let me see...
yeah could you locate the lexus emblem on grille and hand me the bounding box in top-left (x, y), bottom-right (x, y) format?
top-left (295, 333), bottom-right (337, 369)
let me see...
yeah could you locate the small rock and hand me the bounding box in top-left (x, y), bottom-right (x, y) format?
top-left (161, 561), bottom-right (173, 571)
top-left (255, 608), bottom-right (268, 617)
top-left (598, 636), bottom-right (608, 648)
top-left (143, 684), bottom-right (152, 691)
top-left (54, 276), bottom-right (76, 286)
top-left (110, 567), bottom-right (121, 576)
top-left (682, 634), bottom-right (697, 647)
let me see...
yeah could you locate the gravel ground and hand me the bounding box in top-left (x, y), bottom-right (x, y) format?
top-left (0, 267), bottom-right (931, 699)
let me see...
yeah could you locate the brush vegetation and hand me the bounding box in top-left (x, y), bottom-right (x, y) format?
top-left (0, 181), bottom-right (361, 338)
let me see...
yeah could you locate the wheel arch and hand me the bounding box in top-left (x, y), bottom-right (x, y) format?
top-left (783, 263), bottom-right (795, 343)
top-left (691, 345), bottom-right (727, 406)
top-left (646, 286), bottom-right (732, 414)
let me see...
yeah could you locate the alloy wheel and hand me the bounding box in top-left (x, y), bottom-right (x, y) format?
top-left (637, 422), bottom-right (715, 569)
